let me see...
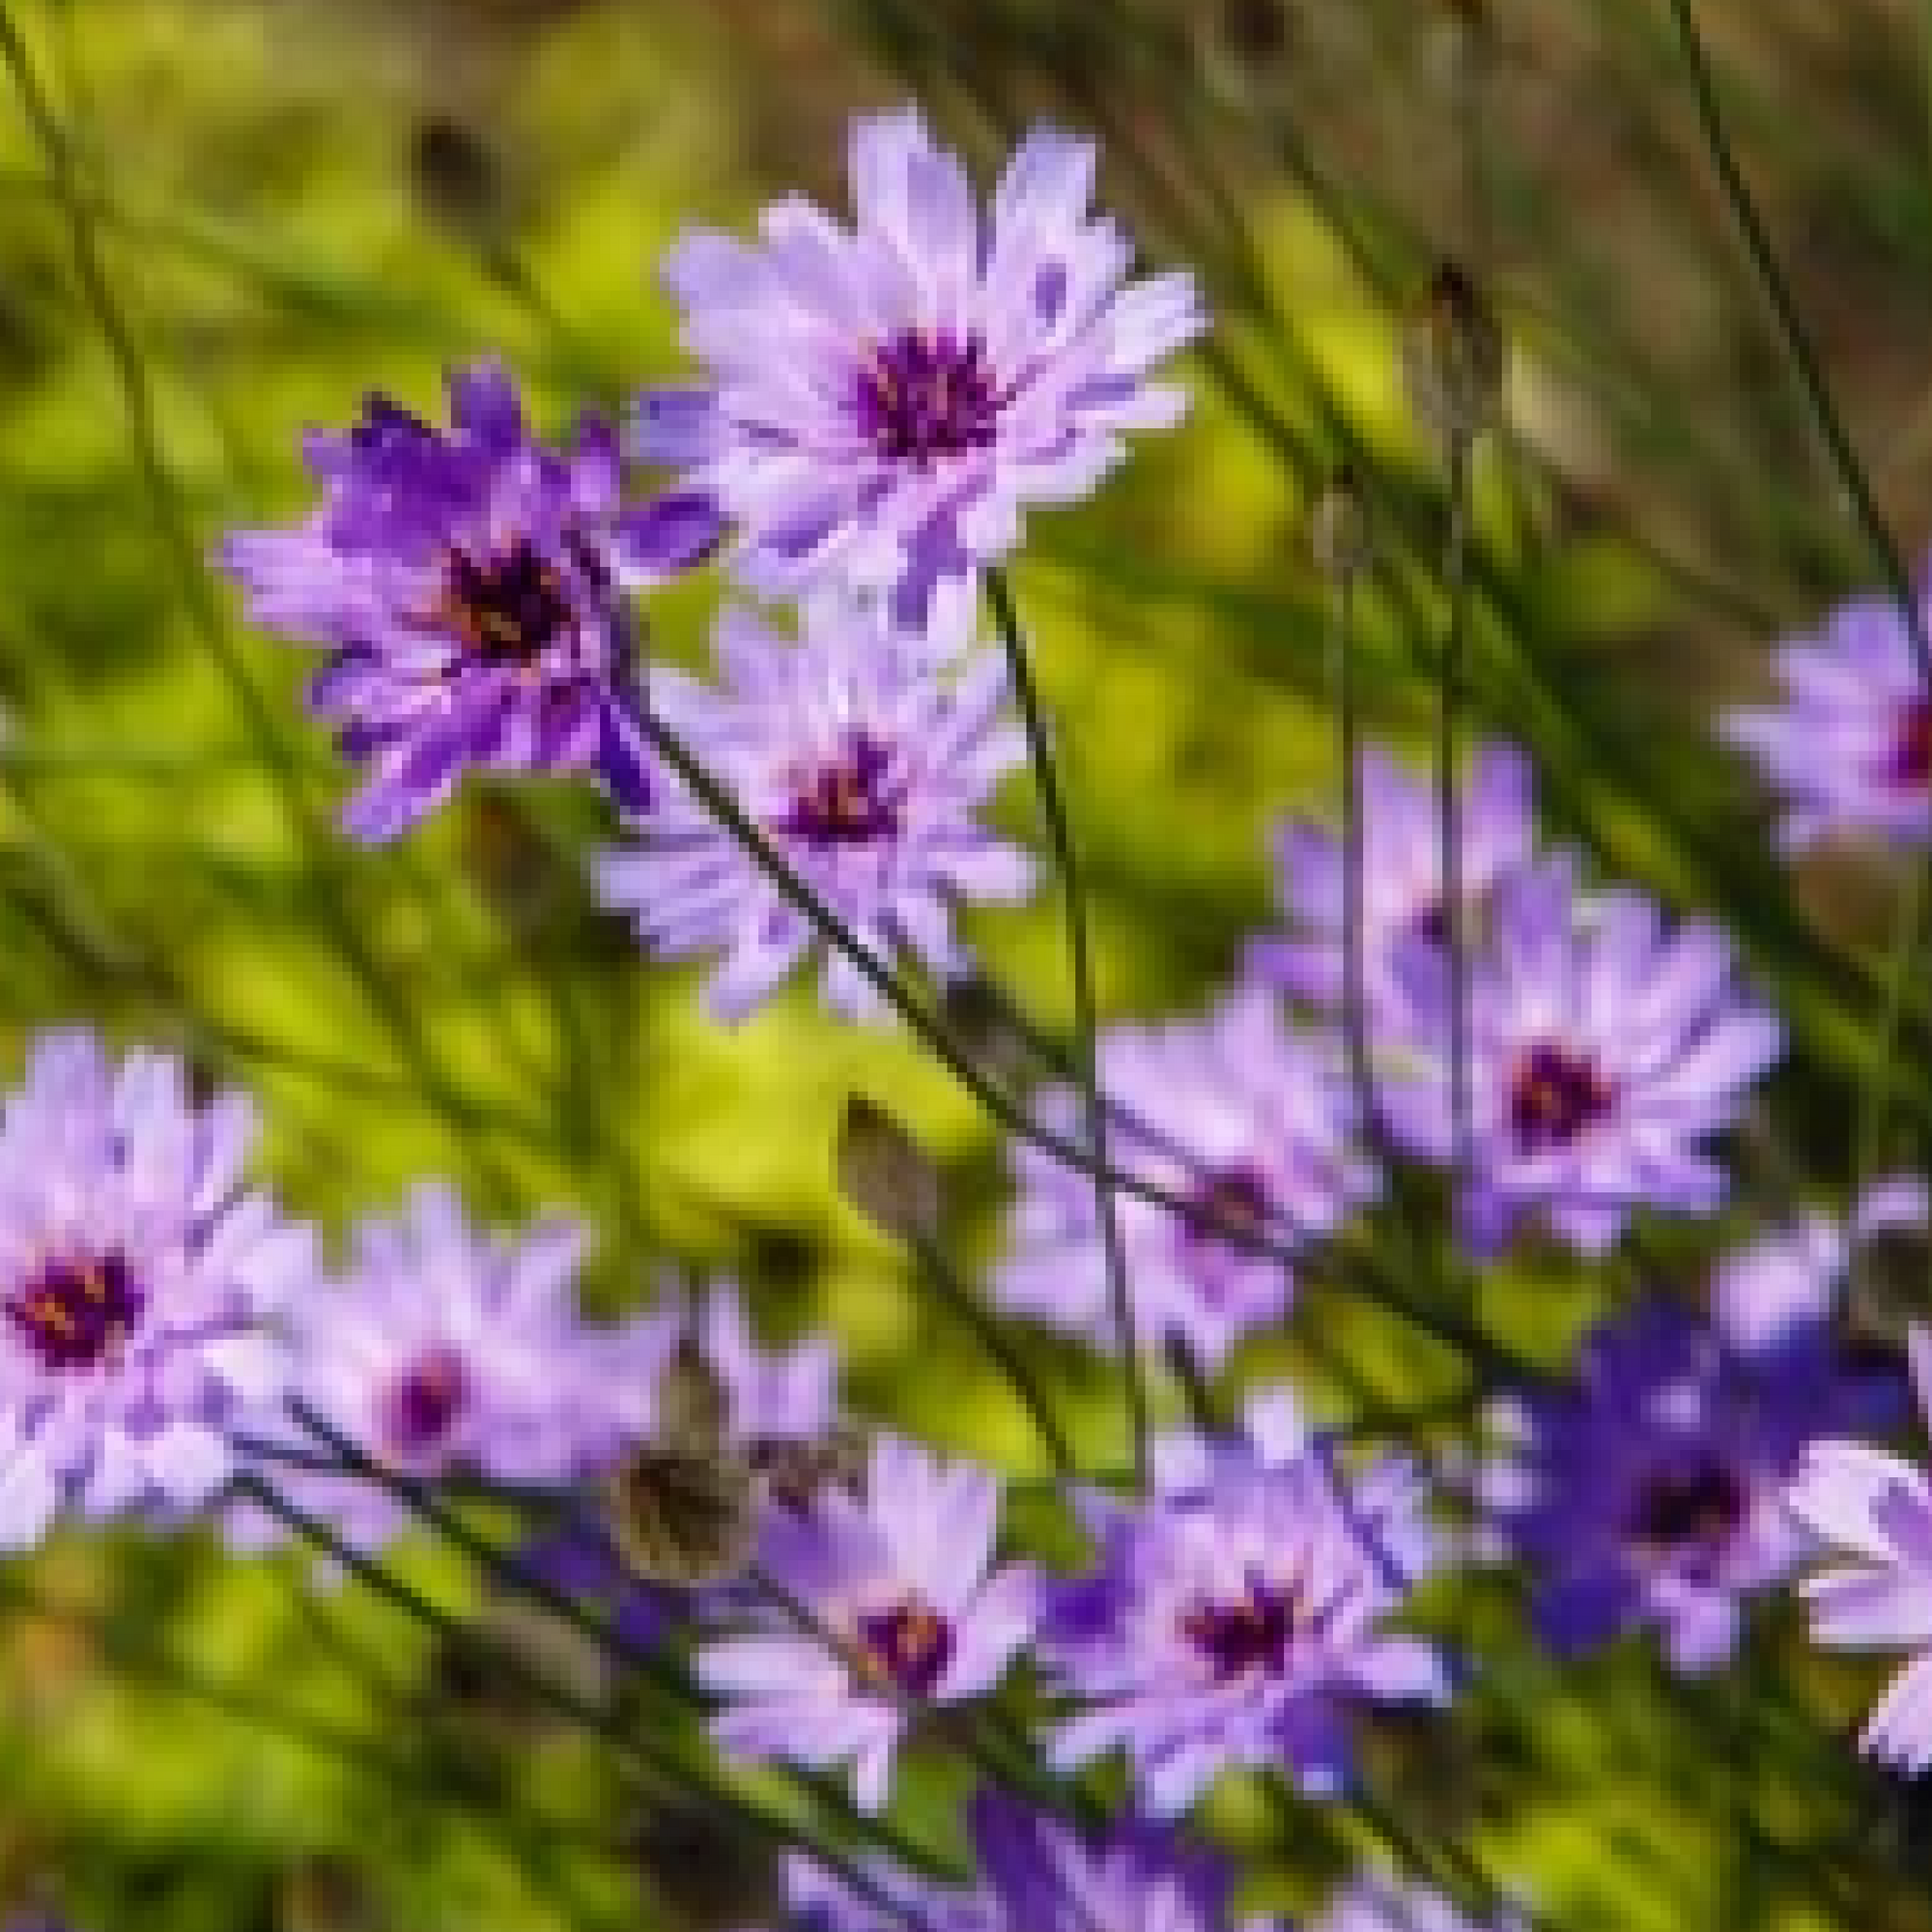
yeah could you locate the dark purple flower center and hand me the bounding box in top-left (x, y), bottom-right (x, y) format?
top-left (1882, 696), bottom-right (1932, 793)
top-left (1508, 1042), bottom-right (1615, 1155)
top-left (1180, 1569), bottom-right (1301, 1682)
top-left (778, 731), bottom-right (900, 847)
top-left (382, 1345), bottom-right (470, 1459)
top-left (853, 328), bottom-right (1002, 469)
top-left (856, 1595), bottom-right (954, 1696)
top-left (435, 538), bottom-right (574, 667)
top-left (1626, 1459), bottom-right (1747, 1567)
top-left (1181, 1161), bottom-right (1272, 1257)
top-left (5, 1250), bottom-right (144, 1373)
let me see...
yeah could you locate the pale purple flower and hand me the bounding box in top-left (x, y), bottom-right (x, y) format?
top-left (998, 982), bottom-right (1375, 1369)
top-left (698, 1433), bottom-right (1037, 1811)
top-left (1482, 1275), bottom-right (1901, 1675)
top-left (1248, 740), bottom-right (1535, 1015)
top-left (1379, 856), bottom-right (1781, 1257)
top-left (243, 1183), bottom-right (675, 1555)
top-left (221, 360), bottom-right (722, 839)
top-left (594, 590), bottom-right (1035, 1021)
top-left (1788, 1324), bottom-right (1932, 1776)
top-left (0, 1031), bottom-right (314, 1552)
top-left (635, 103), bottom-right (1208, 630)
top-left (1315, 1874), bottom-right (1524, 1932)
top-left (1722, 570), bottom-right (1932, 851)
top-left (1041, 1387), bottom-right (1447, 1815)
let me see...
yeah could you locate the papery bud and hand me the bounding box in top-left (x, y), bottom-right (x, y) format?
top-left (1400, 259), bottom-right (1505, 449)
top-left (837, 1094), bottom-right (943, 1245)
top-left (751, 1423), bottom-right (871, 1514)
top-left (655, 1333), bottom-right (729, 1455)
top-left (604, 1442), bottom-right (757, 1588)
top-left (1311, 465), bottom-right (1373, 582)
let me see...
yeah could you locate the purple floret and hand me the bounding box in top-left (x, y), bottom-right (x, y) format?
top-left (1789, 1323), bottom-right (1932, 1776)
top-left (697, 1433), bottom-right (1037, 1812)
top-left (221, 360), bottom-right (722, 839)
top-left (1378, 854), bottom-right (1781, 1257)
top-left (1722, 569), bottom-right (1932, 851)
top-left (998, 982), bottom-right (1376, 1369)
top-left (0, 1030), bottom-right (315, 1551)
top-left (634, 104), bottom-right (1208, 630)
top-left (1040, 1388), bottom-right (1447, 1816)
top-left (594, 589), bottom-right (1036, 1022)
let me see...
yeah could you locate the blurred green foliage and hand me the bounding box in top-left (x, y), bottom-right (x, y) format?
top-left (6, 0), bottom-right (1932, 1926)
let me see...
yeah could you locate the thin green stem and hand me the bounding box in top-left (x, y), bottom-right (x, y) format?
top-left (984, 567), bottom-right (1145, 1484)
top-left (1662, 0), bottom-right (1932, 683)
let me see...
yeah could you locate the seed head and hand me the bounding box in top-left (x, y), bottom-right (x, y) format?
top-left (836, 1094), bottom-right (943, 1246)
top-left (1400, 259), bottom-right (1505, 450)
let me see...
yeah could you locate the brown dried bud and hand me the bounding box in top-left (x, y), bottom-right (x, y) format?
top-left (1311, 466), bottom-right (1373, 582)
top-left (751, 1423), bottom-right (871, 1513)
top-left (605, 1442), bottom-right (758, 1588)
top-left (939, 973), bottom-right (1036, 1092)
top-left (1400, 260), bottom-right (1505, 450)
top-left (654, 1333), bottom-right (730, 1456)
top-left (836, 1094), bottom-right (943, 1245)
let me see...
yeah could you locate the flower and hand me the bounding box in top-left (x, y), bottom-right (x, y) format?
top-left (634, 103), bottom-right (1207, 630)
top-left (1378, 855), bottom-right (1781, 1257)
top-left (0, 1031), bottom-right (314, 1551)
top-left (221, 360), bottom-right (722, 839)
top-left (594, 589), bottom-right (1036, 1021)
top-left (697, 1433), bottom-right (1037, 1811)
top-left (1040, 1388), bottom-right (1447, 1815)
top-left (1788, 1324), bottom-right (1932, 1775)
top-left (1721, 573), bottom-right (1932, 851)
top-left (1482, 1258), bottom-right (1904, 1674)
top-left (1246, 740), bottom-right (1535, 1018)
top-left (243, 1183), bottom-right (675, 1555)
top-left (1315, 1873), bottom-right (1524, 1932)
top-left (997, 982), bottom-right (1375, 1369)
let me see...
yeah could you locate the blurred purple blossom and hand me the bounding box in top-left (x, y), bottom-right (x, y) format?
top-left (0, 1030), bottom-right (314, 1552)
top-left (221, 361), bottom-right (720, 838)
top-left (634, 104), bottom-right (1207, 630)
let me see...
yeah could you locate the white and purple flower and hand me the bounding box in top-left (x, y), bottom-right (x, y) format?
top-left (1788, 1323), bottom-right (1932, 1776)
top-left (1722, 571), bottom-right (1932, 851)
top-left (634, 104), bottom-right (1208, 630)
top-left (697, 1433), bottom-right (1037, 1811)
top-left (0, 1031), bottom-right (314, 1551)
top-left (1040, 1389), bottom-right (1447, 1815)
top-left (221, 360), bottom-right (722, 839)
top-left (1380, 855), bottom-right (1782, 1257)
top-left (594, 590), bottom-right (1036, 1022)
top-left (998, 983), bottom-right (1376, 1369)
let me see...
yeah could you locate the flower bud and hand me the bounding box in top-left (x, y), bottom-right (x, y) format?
top-left (836, 1094), bottom-right (943, 1246)
top-left (654, 1333), bottom-right (729, 1455)
top-left (605, 1442), bottom-right (757, 1588)
top-left (1400, 259), bottom-right (1505, 450)
top-left (1311, 466), bottom-right (1373, 582)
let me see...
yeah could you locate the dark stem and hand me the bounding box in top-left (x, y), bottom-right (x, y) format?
top-left (984, 566), bottom-right (1146, 1485)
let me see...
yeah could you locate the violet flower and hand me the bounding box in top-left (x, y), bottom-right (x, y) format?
top-left (1788, 1324), bottom-right (1932, 1775)
top-left (635, 104), bottom-right (1207, 630)
top-left (698, 1433), bottom-right (1037, 1811)
top-left (1379, 855), bottom-right (1782, 1257)
top-left (221, 360), bottom-right (721, 838)
top-left (1040, 1388), bottom-right (1447, 1815)
top-left (0, 1030), bottom-right (314, 1551)
top-left (594, 590), bottom-right (1035, 1021)
top-left (998, 982), bottom-right (1376, 1369)
top-left (1722, 570), bottom-right (1932, 851)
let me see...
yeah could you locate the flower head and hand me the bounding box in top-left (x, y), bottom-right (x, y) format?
top-left (698, 1434), bottom-right (1037, 1811)
top-left (998, 983), bottom-right (1375, 1368)
top-left (246, 1183), bottom-right (674, 1555)
top-left (1483, 1256), bottom-right (1902, 1674)
top-left (1380, 856), bottom-right (1781, 1257)
top-left (635, 104), bottom-right (1207, 630)
top-left (221, 360), bottom-right (722, 839)
top-left (1788, 1323), bottom-right (1932, 1775)
top-left (1722, 574), bottom-right (1932, 851)
top-left (0, 1031), bottom-right (314, 1551)
top-left (1246, 740), bottom-right (1535, 1017)
top-left (1041, 1388), bottom-right (1447, 1815)
top-left (595, 590), bottom-right (1035, 1021)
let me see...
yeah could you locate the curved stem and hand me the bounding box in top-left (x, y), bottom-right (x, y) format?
top-left (984, 567), bottom-right (1145, 1485)
top-left (1662, 0), bottom-right (1932, 682)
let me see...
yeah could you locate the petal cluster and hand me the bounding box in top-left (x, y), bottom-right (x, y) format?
top-left (635, 104), bottom-right (1207, 630)
top-left (0, 1031), bottom-right (315, 1550)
